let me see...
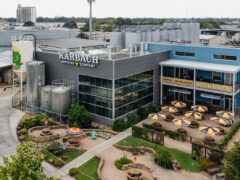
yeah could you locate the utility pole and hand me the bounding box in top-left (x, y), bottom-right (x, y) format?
top-left (87, 0), bottom-right (95, 40)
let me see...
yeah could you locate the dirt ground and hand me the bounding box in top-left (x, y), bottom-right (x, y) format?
top-left (145, 110), bottom-right (238, 143)
top-left (29, 128), bottom-right (68, 138)
top-left (99, 147), bottom-right (210, 180)
top-left (80, 136), bottom-right (106, 150)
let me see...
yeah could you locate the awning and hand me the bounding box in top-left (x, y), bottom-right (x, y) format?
top-left (159, 59), bottom-right (240, 74)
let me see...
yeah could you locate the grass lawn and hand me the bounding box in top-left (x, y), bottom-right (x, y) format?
top-left (76, 157), bottom-right (100, 180)
top-left (117, 136), bottom-right (200, 172)
top-left (56, 151), bottom-right (84, 163)
top-left (41, 149), bottom-right (83, 163)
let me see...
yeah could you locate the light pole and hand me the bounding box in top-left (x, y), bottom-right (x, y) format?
top-left (87, 0), bottom-right (95, 40)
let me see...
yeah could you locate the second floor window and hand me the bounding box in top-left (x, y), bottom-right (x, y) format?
top-left (175, 51), bottom-right (195, 57)
top-left (213, 54), bottom-right (237, 61)
top-left (212, 72), bottom-right (222, 81)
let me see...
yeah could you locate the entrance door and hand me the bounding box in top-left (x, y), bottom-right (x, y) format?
top-left (225, 98), bottom-right (233, 111)
top-left (174, 92), bottom-right (185, 102)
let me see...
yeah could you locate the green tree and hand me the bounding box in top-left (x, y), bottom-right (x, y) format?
top-left (115, 17), bottom-right (125, 27)
top-left (102, 21), bottom-right (115, 32)
top-left (0, 142), bottom-right (59, 180)
top-left (81, 21), bottom-right (89, 32)
top-left (137, 106), bottom-right (148, 119)
top-left (63, 20), bottom-right (77, 29)
top-left (159, 19), bottom-right (166, 25)
top-left (222, 142), bottom-right (240, 180)
top-left (23, 21), bottom-right (34, 27)
top-left (77, 32), bottom-right (89, 39)
top-left (68, 104), bottom-right (91, 128)
top-left (93, 21), bottom-right (102, 31)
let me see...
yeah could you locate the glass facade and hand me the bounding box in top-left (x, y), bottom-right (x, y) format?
top-left (79, 70), bottom-right (154, 120)
top-left (115, 70), bottom-right (154, 118)
top-left (79, 75), bottom-right (113, 119)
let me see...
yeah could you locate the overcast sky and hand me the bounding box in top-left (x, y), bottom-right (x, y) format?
top-left (1, 0), bottom-right (240, 18)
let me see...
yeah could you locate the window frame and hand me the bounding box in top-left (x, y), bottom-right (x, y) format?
top-left (175, 51), bottom-right (195, 57)
top-left (213, 54), bottom-right (237, 61)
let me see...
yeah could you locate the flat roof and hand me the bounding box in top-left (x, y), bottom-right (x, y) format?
top-left (199, 35), bottom-right (217, 40)
top-left (159, 59), bottom-right (240, 73)
top-left (0, 48), bottom-right (12, 68)
top-left (38, 38), bottom-right (109, 50)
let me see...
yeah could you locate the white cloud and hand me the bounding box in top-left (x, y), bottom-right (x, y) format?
top-left (0, 0), bottom-right (239, 18)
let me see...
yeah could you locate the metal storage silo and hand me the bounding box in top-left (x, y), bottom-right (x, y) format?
top-left (51, 86), bottom-right (70, 114)
top-left (180, 23), bottom-right (190, 42)
top-left (110, 31), bottom-right (125, 49)
top-left (125, 31), bottom-right (141, 47)
top-left (176, 29), bottom-right (183, 41)
top-left (26, 61), bottom-right (45, 106)
top-left (146, 30), bottom-right (152, 42)
top-left (160, 28), bottom-right (169, 41)
top-left (193, 23), bottom-right (200, 44)
top-left (169, 29), bottom-right (177, 41)
top-left (151, 30), bottom-right (161, 42)
top-left (12, 40), bottom-right (34, 82)
top-left (41, 86), bottom-right (52, 109)
top-left (189, 22), bottom-right (196, 44)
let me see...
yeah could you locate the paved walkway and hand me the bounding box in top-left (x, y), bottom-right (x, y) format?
top-left (61, 128), bottom-right (131, 174)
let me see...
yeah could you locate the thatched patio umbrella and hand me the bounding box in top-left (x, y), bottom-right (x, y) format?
top-left (191, 105), bottom-right (208, 113)
top-left (184, 111), bottom-right (203, 120)
top-left (216, 111), bottom-right (235, 120)
top-left (199, 126), bottom-right (220, 136)
top-left (173, 117), bottom-right (190, 127)
top-left (171, 101), bottom-right (186, 109)
top-left (148, 113), bottom-right (166, 121)
top-left (161, 106), bottom-right (179, 113)
top-left (210, 117), bottom-right (232, 126)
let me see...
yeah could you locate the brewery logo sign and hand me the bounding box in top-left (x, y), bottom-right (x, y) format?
top-left (58, 52), bottom-right (99, 68)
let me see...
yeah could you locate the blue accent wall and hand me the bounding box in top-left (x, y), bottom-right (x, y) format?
top-left (236, 93), bottom-right (240, 108)
top-left (149, 43), bottom-right (240, 66)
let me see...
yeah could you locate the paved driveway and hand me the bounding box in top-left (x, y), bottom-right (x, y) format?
top-left (0, 94), bottom-right (24, 164)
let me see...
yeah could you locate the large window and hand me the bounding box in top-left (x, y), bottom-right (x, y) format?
top-left (115, 70), bottom-right (154, 118)
top-left (213, 54), bottom-right (237, 61)
top-left (212, 72), bottom-right (222, 81)
top-left (79, 75), bottom-right (113, 119)
top-left (175, 51), bottom-right (195, 57)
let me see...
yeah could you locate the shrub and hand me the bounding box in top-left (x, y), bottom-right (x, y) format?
top-left (20, 128), bottom-right (28, 134)
top-left (54, 159), bottom-right (65, 168)
top-left (69, 168), bottom-right (79, 176)
top-left (23, 118), bottom-right (37, 128)
top-left (132, 126), bottom-right (144, 137)
top-left (148, 104), bottom-right (160, 113)
top-left (220, 121), bottom-right (240, 149)
top-left (154, 148), bottom-right (173, 169)
top-left (111, 119), bottom-right (128, 132)
top-left (209, 151), bottom-right (224, 164)
top-left (198, 158), bottom-right (211, 171)
top-left (114, 157), bottom-right (133, 170)
top-left (137, 106), bottom-right (148, 119)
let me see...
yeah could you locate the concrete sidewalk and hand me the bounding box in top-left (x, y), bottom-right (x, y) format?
top-left (61, 128), bottom-right (131, 174)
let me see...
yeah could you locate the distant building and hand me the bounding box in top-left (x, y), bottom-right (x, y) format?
top-left (199, 35), bottom-right (226, 46)
top-left (16, 4), bottom-right (36, 23)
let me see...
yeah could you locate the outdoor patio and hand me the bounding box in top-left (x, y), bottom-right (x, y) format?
top-left (144, 103), bottom-right (238, 143)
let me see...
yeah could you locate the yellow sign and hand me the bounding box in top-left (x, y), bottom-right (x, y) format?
top-left (195, 81), bottom-right (232, 93)
top-left (162, 77), bottom-right (194, 87)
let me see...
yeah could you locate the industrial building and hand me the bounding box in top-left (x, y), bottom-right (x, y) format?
top-left (12, 31), bottom-right (240, 125)
top-left (110, 22), bottom-right (200, 49)
top-left (145, 42), bottom-right (240, 115)
top-left (16, 4), bottom-right (37, 23)
top-left (0, 47), bottom-right (12, 84)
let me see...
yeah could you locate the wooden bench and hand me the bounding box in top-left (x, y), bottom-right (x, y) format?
top-left (206, 162), bottom-right (221, 175)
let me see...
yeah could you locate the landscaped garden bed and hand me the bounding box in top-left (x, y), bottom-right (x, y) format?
top-left (118, 136), bottom-right (200, 172)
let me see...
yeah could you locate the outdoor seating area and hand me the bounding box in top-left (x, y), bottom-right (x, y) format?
top-left (147, 101), bottom-right (238, 143)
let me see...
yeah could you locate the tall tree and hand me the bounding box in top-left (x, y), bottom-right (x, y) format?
top-left (222, 142), bottom-right (240, 180)
top-left (63, 20), bottom-right (77, 29)
top-left (93, 21), bottom-right (102, 31)
top-left (68, 104), bottom-right (91, 128)
top-left (0, 142), bottom-right (59, 180)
